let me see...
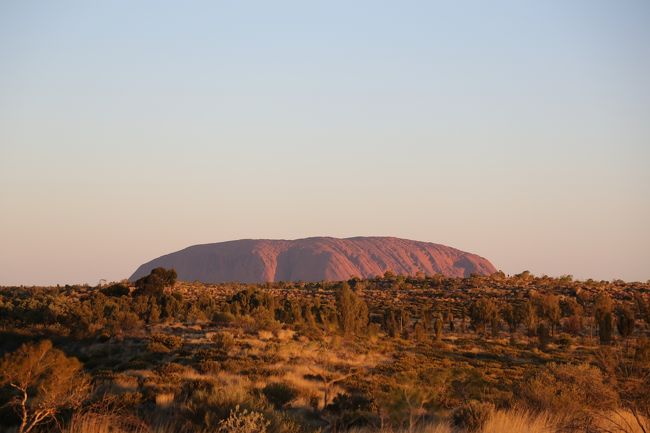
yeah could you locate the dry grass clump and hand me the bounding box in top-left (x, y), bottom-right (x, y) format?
top-left (482, 408), bottom-right (557, 433)
top-left (275, 329), bottom-right (295, 341)
top-left (595, 410), bottom-right (650, 433)
top-left (66, 413), bottom-right (148, 433)
top-left (348, 408), bottom-right (558, 433)
top-left (154, 392), bottom-right (175, 408)
top-left (258, 330), bottom-right (274, 340)
top-left (348, 424), bottom-right (453, 433)
top-left (112, 374), bottom-right (140, 392)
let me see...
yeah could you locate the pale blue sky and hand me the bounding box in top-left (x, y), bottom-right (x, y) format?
top-left (1, 1), bottom-right (649, 285)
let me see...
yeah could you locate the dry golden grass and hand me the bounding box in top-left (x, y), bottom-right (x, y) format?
top-left (348, 409), bottom-right (560, 433)
top-left (258, 329), bottom-right (274, 340)
top-left (66, 413), bottom-right (148, 433)
top-left (154, 392), bottom-right (175, 408)
top-left (482, 408), bottom-right (557, 433)
top-left (275, 328), bottom-right (295, 341)
top-left (348, 423), bottom-right (452, 433)
top-left (595, 410), bottom-right (650, 433)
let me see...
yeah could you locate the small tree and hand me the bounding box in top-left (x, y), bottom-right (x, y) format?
top-left (335, 283), bottom-right (368, 337)
top-left (523, 299), bottom-right (538, 336)
top-left (0, 340), bottom-right (90, 433)
top-left (469, 299), bottom-right (498, 337)
top-left (595, 293), bottom-right (615, 344)
top-left (538, 294), bottom-right (561, 335)
top-left (522, 362), bottom-right (618, 429)
top-left (413, 322), bottom-right (429, 343)
top-left (599, 312), bottom-right (614, 345)
top-left (616, 305), bottom-right (635, 340)
top-left (633, 293), bottom-right (650, 325)
top-left (262, 382), bottom-right (298, 409)
top-left (133, 267), bottom-right (177, 297)
top-left (433, 315), bottom-right (444, 341)
top-left (444, 309), bottom-right (455, 331)
top-left (537, 323), bottom-right (551, 350)
top-left (501, 303), bottom-right (523, 335)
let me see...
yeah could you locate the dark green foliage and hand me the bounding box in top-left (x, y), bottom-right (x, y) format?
top-left (469, 298), bottom-right (499, 336)
top-left (335, 283), bottom-right (368, 337)
top-left (452, 400), bottom-right (493, 432)
top-left (599, 312), bottom-right (614, 344)
top-left (500, 303), bottom-right (523, 334)
top-left (228, 288), bottom-right (278, 317)
top-left (522, 299), bottom-right (538, 336)
top-left (211, 332), bottom-right (235, 351)
top-left (633, 293), bottom-right (650, 325)
top-left (562, 297), bottom-right (584, 335)
top-left (383, 307), bottom-right (409, 338)
top-left (100, 283), bottom-right (130, 297)
top-left (537, 323), bottom-right (551, 350)
top-left (616, 304), bottom-right (635, 339)
top-left (326, 392), bottom-right (378, 430)
top-left (262, 382), bottom-right (299, 409)
top-left (444, 308), bottom-right (455, 331)
top-left (433, 315), bottom-right (443, 341)
top-left (133, 267), bottom-right (177, 297)
top-left (537, 294), bottom-right (561, 335)
top-left (595, 292), bottom-right (614, 345)
top-left (151, 333), bottom-right (183, 351)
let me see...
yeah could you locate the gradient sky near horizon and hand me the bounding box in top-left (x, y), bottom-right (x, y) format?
top-left (1, 1), bottom-right (649, 285)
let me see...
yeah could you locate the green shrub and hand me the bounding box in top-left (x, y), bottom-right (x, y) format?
top-left (556, 333), bottom-right (574, 348)
top-left (520, 362), bottom-right (617, 428)
top-left (212, 331), bottom-right (236, 351)
top-left (151, 333), bottom-right (183, 350)
top-left (213, 311), bottom-right (236, 324)
top-left (452, 400), bottom-right (493, 432)
top-left (133, 267), bottom-right (177, 297)
top-left (262, 382), bottom-right (299, 409)
top-left (100, 283), bottom-right (130, 297)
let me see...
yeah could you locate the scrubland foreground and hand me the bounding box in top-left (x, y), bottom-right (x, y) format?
top-left (1, 269), bottom-right (649, 433)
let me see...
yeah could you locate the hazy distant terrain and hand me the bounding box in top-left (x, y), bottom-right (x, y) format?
top-left (130, 236), bottom-right (496, 283)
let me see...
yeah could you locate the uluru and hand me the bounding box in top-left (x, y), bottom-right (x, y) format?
top-left (130, 237), bottom-right (496, 283)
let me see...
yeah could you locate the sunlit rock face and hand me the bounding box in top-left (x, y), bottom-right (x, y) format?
top-left (130, 237), bottom-right (496, 283)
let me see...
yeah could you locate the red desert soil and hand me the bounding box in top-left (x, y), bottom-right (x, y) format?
top-left (130, 237), bottom-right (496, 283)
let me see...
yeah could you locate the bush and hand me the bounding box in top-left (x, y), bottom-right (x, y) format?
top-left (452, 400), bottom-right (493, 432)
top-left (100, 283), bottom-right (130, 297)
top-left (151, 333), bottom-right (183, 350)
top-left (133, 267), bottom-right (177, 297)
top-left (212, 332), bottom-right (236, 351)
top-left (537, 323), bottom-right (551, 350)
top-left (0, 340), bottom-right (91, 433)
top-left (213, 311), bottom-right (236, 324)
top-left (520, 362), bottom-right (617, 428)
top-left (217, 405), bottom-right (270, 433)
top-left (555, 333), bottom-right (574, 348)
top-left (262, 382), bottom-right (299, 409)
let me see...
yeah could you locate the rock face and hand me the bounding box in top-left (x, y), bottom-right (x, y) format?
top-left (130, 237), bottom-right (496, 283)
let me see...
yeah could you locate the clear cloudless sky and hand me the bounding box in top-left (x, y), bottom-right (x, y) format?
top-left (1, 0), bottom-right (649, 285)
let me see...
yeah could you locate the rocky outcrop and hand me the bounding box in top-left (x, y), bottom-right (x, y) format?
top-left (130, 237), bottom-right (496, 283)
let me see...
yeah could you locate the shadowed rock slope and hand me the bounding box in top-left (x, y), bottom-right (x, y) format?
top-left (130, 237), bottom-right (496, 283)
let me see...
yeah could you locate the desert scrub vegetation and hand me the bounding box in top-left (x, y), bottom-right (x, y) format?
top-left (0, 269), bottom-right (649, 432)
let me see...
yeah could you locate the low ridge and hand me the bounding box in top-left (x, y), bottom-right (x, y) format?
top-left (130, 237), bottom-right (496, 283)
